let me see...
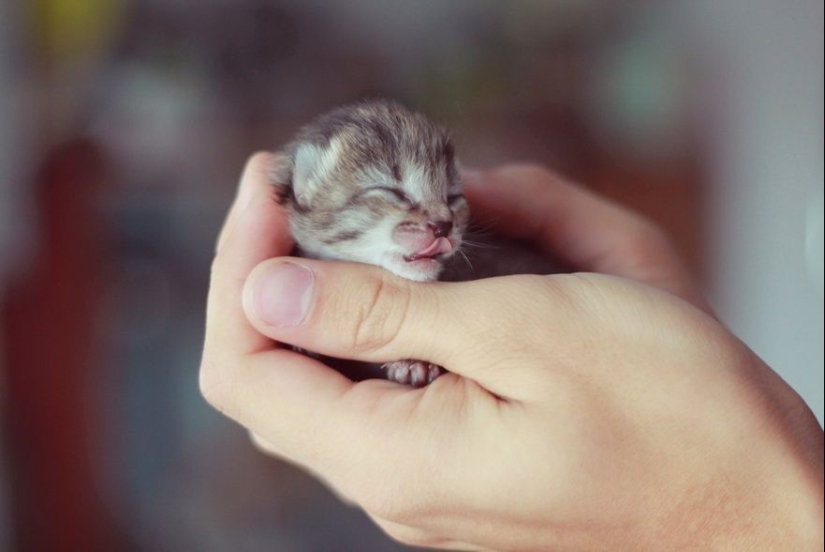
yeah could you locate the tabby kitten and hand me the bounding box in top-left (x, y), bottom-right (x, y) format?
top-left (272, 100), bottom-right (554, 386)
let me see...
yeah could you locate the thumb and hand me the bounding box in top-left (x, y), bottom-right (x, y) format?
top-left (241, 257), bottom-right (556, 394)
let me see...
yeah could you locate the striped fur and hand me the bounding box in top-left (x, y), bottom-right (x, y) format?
top-left (272, 100), bottom-right (469, 282)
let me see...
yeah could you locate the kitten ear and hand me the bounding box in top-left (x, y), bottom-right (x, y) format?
top-left (452, 157), bottom-right (464, 186)
top-left (291, 139), bottom-right (341, 207)
top-left (270, 153), bottom-right (292, 204)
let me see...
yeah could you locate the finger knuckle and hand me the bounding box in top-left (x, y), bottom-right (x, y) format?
top-left (505, 162), bottom-right (560, 184)
top-left (208, 253), bottom-right (224, 280)
top-left (375, 521), bottom-right (418, 547)
top-left (635, 219), bottom-right (670, 248)
top-left (381, 525), bottom-right (434, 548)
top-left (345, 274), bottom-right (410, 355)
top-left (245, 151), bottom-right (275, 176)
top-left (623, 219), bottom-right (675, 265)
top-left (198, 354), bottom-right (229, 411)
top-left (363, 487), bottom-right (418, 524)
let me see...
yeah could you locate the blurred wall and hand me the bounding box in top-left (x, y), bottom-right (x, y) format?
top-left (0, 1), bottom-right (821, 550)
top-left (684, 0), bottom-right (824, 423)
top-left (1, 1), bottom-right (31, 547)
top-left (0, 1), bottom-right (36, 284)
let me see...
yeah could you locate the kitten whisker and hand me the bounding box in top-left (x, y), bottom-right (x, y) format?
top-left (466, 219), bottom-right (498, 235)
top-left (461, 239), bottom-right (497, 251)
top-left (275, 100), bottom-right (554, 388)
top-left (456, 248), bottom-right (474, 272)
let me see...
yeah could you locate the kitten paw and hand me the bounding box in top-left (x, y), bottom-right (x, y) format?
top-left (382, 360), bottom-right (443, 387)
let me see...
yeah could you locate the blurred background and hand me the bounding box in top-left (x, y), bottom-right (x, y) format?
top-left (0, 0), bottom-right (821, 550)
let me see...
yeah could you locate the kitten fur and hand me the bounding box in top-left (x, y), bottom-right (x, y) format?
top-left (272, 100), bottom-right (558, 386)
top-left (273, 100), bottom-right (468, 283)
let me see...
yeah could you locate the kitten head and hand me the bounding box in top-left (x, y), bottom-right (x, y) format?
top-left (273, 101), bottom-right (469, 282)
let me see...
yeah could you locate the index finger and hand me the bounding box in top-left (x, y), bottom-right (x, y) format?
top-left (202, 152), bottom-right (293, 366)
top-left (199, 153), bottom-right (378, 466)
top-left (463, 165), bottom-right (710, 312)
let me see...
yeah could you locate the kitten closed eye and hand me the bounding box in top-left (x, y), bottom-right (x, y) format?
top-left (272, 100), bottom-right (480, 387)
top-left (364, 186), bottom-right (412, 204)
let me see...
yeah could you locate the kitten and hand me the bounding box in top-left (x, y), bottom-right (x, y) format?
top-left (272, 100), bottom-right (556, 386)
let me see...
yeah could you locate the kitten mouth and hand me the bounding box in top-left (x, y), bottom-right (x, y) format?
top-left (403, 237), bottom-right (453, 262)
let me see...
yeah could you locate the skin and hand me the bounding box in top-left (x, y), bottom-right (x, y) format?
top-left (201, 153), bottom-right (824, 551)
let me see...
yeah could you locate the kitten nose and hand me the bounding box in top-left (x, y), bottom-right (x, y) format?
top-left (428, 220), bottom-right (453, 238)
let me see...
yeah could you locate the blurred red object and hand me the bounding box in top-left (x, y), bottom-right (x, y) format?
top-left (2, 139), bottom-right (123, 551)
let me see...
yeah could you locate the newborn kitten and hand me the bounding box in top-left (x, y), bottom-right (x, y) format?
top-left (272, 100), bottom-right (464, 386)
top-left (272, 100), bottom-right (555, 386)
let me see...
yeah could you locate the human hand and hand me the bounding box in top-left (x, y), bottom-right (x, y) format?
top-left (201, 156), bottom-right (824, 550)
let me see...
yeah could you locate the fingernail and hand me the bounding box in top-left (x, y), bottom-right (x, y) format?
top-left (254, 262), bottom-right (314, 326)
